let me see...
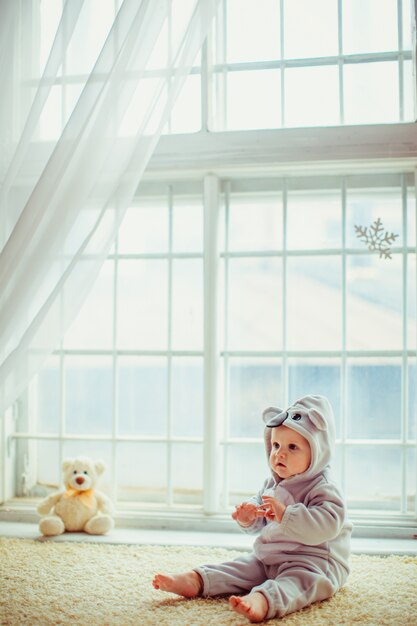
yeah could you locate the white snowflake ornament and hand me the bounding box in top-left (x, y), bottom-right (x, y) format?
top-left (354, 218), bottom-right (399, 259)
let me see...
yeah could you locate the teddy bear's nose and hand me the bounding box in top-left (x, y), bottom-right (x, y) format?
top-left (75, 476), bottom-right (85, 485)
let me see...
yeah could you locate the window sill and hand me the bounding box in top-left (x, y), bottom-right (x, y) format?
top-left (148, 124), bottom-right (417, 177)
top-left (0, 521), bottom-right (416, 556)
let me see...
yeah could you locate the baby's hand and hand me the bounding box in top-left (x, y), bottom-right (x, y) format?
top-left (260, 495), bottom-right (286, 523)
top-left (232, 502), bottom-right (261, 527)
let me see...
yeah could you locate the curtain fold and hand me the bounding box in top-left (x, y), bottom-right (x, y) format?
top-left (0, 0), bottom-right (219, 417)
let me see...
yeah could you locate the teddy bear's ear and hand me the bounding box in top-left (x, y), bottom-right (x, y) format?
top-left (308, 408), bottom-right (327, 431)
top-left (62, 458), bottom-right (74, 471)
top-left (94, 460), bottom-right (107, 475)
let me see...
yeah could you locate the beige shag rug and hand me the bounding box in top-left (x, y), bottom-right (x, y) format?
top-left (1, 538), bottom-right (417, 625)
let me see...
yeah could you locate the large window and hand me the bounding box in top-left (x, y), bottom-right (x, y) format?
top-left (12, 172), bottom-right (417, 526)
top-left (34, 0), bottom-right (416, 139)
top-left (211, 0), bottom-right (415, 129)
top-left (35, 0), bottom-right (204, 141)
top-left (4, 0), bottom-right (417, 533)
top-left (19, 183), bottom-right (206, 508)
top-left (220, 173), bottom-right (416, 517)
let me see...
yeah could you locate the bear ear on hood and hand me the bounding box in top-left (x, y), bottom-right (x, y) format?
top-left (262, 407), bottom-right (284, 424)
top-left (308, 408), bottom-right (327, 431)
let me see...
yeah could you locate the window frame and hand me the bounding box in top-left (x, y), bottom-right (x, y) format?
top-left (209, 0), bottom-right (416, 130)
top-left (216, 170), bottom-right (416, 524)
top-left (4, 163), bottom-right (417, 538)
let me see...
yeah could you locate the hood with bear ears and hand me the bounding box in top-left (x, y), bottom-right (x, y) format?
top-left (262, 395), bottom-right (336, 483)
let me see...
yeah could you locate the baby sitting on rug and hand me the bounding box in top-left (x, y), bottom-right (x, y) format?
top-left (153, 395), bottom-right (352, 623)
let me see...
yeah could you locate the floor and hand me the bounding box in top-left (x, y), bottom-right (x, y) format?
top-left (1, 521), bottom-right (417, 555)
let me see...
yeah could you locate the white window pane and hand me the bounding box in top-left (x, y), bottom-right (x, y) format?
top-left (288, 359), bottom-right (341, 437)
top-left (172, 443), bottom-right (203, 505)
top-left (171, 0), bottom-right (198, 54)
top-left (402, 0), bottom-right (413, 50)
top-left (64, 260), bottom-right (114, 350)
top-left (403, 60), bottom-right (416, 122)
top-left (172, 197), bottom-right (203, 253)
top-left (346, 186), bottom-right (403, 249)
top-left (408, 254), bottom-right (416, 348)
top-left (147, 21), bottom-right (169, 71)
top-left (227, 258), bottom-right (283, 351)
top-left (64, 356), bottom-right (113, 434)
top-left (172, 357), bottom-right (203, 437)
top-left (287, 257), bottom-right (342, 350)
top-left (34, 441), bottom-right (60, 492)
top-left (407, 447), bottom-right (416, 513)
top-left (120, 78), bottom-right (165, 137)
top-left (227, 443), bottom-right (266, 505)
top-left (65, 84), bottom-right (84, 127)
top-left (171, 259), bottom-right (203, 350)
top-left (67, 0), bottom-right (115, 75)
top-left (116, 442), bottom-right (167, 503)
top-left (284, 0), bottom-right (338, 59)
top-left (117, 260), bottom-right (168, 350)
top-left (346, 255), bottom-right (403, 350)
top-left (39, 85), bottom-right (62, 140)
top-left (344, 62), bottom-right (399, 124)
top-left (287, 190), bottom-right (341, 249)
top-left (118, 202), bottom-right (168, 254)
top-left (285, 65), bottom-right (339, 127)
top-left (170, 74), bottom-right (201, 134)
top-left (343, 0), bottom-right (398, 54)
top-left (169, 79), bottom-right (197, 135)
top-left (32, 355), bottom-right (60, 434)
top-left (407, 186), bottom-right (416, 247)
top-left (409, 359), bottom-right (416, 440)
top-left (347, 358), bottom-right (402, 439)
top-left (40, 0), bottom-right (62, 76)
top-left (227, 0), bottom-right (280, 63)
top-left (227, 70), bottom-right (281, 130)
top-left (117, 357), bottom-right (168, 436)
top-left (228, 358), bottom-right (282, 438)
top-left (228, 194), bottom-right (283, 251)
top-left (346, 446), bottom-right (401, 512)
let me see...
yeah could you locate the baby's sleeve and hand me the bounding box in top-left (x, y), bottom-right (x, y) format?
top-left (278, 481), bottom-right (347, 545)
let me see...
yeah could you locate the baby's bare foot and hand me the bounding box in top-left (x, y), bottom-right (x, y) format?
top-left (152, 571), bottom-right (202, 598)
top-left (229, 592), bottom-right (268, 623)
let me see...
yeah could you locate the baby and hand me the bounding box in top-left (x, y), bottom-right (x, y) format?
top-left (153, 395), bottom-right (352, 622)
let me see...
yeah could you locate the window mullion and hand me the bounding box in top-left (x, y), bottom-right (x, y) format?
top-left (414, 168), bottom-right (417, 520)
top-left (0, 405), bottom-right (17, 503)
top-left (203, 173), bottom-right (221, 514)
top-left (201, 39), bottom-right (209, 132)
top-left (167, 186), bottom-right (174, 505)
top-left (401, 174), bottom-right (408, 514)
top-left (341, 177), bottom-right (347, 496)
top-left (398, 0), bottom-right (405, 121)
top-left (221, 0), bottom-right (227, 129)
top-left (337, 0), bottom-right (344, 124)
top-left (279, 0), bottom-right (285, 127)
top-left (112, 218), bottom-right (119, 503)
top-left (221, 180), bottom-right (230, 509)
top-left (282, 178), bottom-right (288, 404)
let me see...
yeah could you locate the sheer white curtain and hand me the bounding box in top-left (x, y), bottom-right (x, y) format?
top-left (0, 0), bottom-right (218, 417)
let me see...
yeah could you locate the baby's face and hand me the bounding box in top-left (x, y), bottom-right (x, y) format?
top-left (269, 425), bottom-right (311, 479)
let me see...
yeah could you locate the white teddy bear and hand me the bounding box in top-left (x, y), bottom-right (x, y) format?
top-left (37, 456), bottom-right (114, 536)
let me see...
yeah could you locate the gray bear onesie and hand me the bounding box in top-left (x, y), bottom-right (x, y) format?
top-left (195, 395), bottom-right (352, 620)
